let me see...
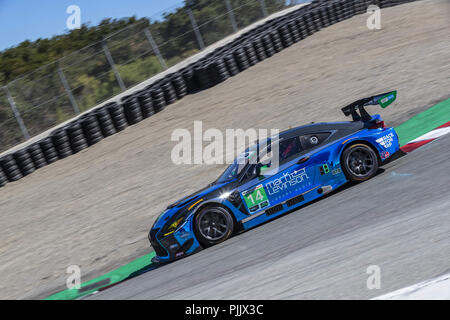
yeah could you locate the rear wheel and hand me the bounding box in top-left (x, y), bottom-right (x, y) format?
top-left (194, 206), bottom-right (234, 248)
top-left (342, 143), bottom-right (379, 182)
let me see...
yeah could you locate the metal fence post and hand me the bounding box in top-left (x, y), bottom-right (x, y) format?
top-left (259, 0), bottom-right (268, 17)
top-left (3, 86), bottom-right (30, 140)
top-left (225, 0), bottom-right (238, 33)
top-left (186, 8), bottom-right (205, 50)
top-left (144, 28), bottom-right (168, 70)
top-left (58, 67), bottom-right (80, 115)
top-left (102, 40), bottom-right (126, 92)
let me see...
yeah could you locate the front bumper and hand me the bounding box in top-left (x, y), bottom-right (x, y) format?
top-left (149, 215), bottom-right (201, 263)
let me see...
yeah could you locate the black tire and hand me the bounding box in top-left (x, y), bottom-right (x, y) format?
top-left (223, 54), bottom-right (240, 76)
top-left (210, 58), bottom-right (230, 83)
top-left (136, 90), bottom-right (155, 118)
top-left (161, 80), bottom-right (178, 105)
top-left (194, 206), bottom-right (234, 248)
top-left (181, 67), bottom-right (198, 93)
top-left (13, 149), bottom-right (36, 176)
top-left (341, 143), bottom-right (379, 182)
top-left (26, 143), bottom-right (47, 169)
top-left (0, 155), bottom-right (23, 182)
top-left (149, 87), bottom-right (167, 112)
top-left (94, 106), bottom-right (117, 137)
top-left (67, 121), bottom-right (89, 153)
top-left (51, 129), bottom-right (73, 159)
top-left (170, 74), bottom-right (188, 99)
top-left (194, 64), bottom-right (215, 89)
top-left (0, 166), bottom-right (7, 187)
top-left (106, 102), bottom-right (129, 132)
top-left (122, 95), bottom-right (143, 125)
top-left (80, 114), bottom-right (104, 145)
top-left (39, 137), bottom-right (59, 164)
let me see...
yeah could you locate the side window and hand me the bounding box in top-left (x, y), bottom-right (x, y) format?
top-left (300, 132), bottom-right (331, 151)
top-left (279, 136), bottom-right (303, 163)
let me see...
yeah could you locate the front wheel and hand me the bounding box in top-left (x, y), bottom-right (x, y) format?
top-left (194, 206), bottom-right (234, 248)
top-left (341, 143), bottom-right (379, 182)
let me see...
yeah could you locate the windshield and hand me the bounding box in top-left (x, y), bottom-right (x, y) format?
top-left (216, 138), bottom-right (273, 183)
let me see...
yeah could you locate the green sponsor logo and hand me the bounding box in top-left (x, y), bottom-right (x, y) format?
top-left (322, 164), bottom-right (330, 174)
top-left (378, 91), bottom-right (397, 108)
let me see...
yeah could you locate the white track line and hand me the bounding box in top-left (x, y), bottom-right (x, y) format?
top-left (373, 273), bottom-right (450, 300)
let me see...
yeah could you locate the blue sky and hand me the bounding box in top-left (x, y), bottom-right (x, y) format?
top-left (0, 0), bottom-right (185, 51)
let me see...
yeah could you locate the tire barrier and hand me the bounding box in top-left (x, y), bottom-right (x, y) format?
top-left (210, 58), bottom-right (230, 83)
top-left (161, 79), bottom-right (178, 105)
top-left (262, 34), bottom-right (276, 57)
top-left (51, 128), bottom-right (72, 159)
top-left (149, 86), bottom-right (167, 112)
top-left (80, 114), bottom-right (104, 146)
top-left (223, 54), bottom-right (240, 77)
top-left (26, 143), bottom-right (47, 169)
top-left (0, 166), bottom-right (7, 187)
top-left (67, 121), bottom-right (89, 153)
top-left (13, 149), bottom-right (36, 176)
top-left (106, 102), bottom-right (129, 132)
top-left (94, 106), bottom-right (117, 137)
top-left (39, 137), bottom-right (59, 164)
top-left (122, 95), bottom-right (144, 125)
top-left (0, 155), bottom-right (23, 182)
top-left (170, 73), bottom-right (188, 99)
top-left (251, 37), bottom-right (267, 62)
top-left (0, 0), bottom-right (419, 188)
top-left (233, 47), bottom-right (250, 72)
top-left (136, 90), bottom-right (155, 118)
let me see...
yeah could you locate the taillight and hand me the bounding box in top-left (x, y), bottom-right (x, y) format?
top-left (369, 120), bottom-right (385, 129)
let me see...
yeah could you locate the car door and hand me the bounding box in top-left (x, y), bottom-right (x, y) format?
top-left (237, 135), bottom-right (320, 215)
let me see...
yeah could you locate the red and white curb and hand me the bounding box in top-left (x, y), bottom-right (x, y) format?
top-left (400, 121), bottom-right (450, 153)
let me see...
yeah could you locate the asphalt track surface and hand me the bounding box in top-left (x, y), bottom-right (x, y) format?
top-left (90, 134), bottom-right (450, 299)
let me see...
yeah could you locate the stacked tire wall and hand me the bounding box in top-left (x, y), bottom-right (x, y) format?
top-left (0, 0), bottom-right (418, 188)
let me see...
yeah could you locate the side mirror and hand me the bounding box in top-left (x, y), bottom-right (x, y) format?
top-left (256, 163), bottom-right (270, 177)
top-left (255, 163), bottom-right (263, 177)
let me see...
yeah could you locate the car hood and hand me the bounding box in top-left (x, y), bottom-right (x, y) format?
top-left (153, 180), bottom-right (232, 230)
top-left (166, 181), bottom-right (225, 209)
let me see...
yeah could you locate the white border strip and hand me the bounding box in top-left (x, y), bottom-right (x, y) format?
top-left (373, 273), bottom-right (450, 300)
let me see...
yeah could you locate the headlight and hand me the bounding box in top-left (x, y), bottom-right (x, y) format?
top-left (163, 216), bottom-right (185, 236)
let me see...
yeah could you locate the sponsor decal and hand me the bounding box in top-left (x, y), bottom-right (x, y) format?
top-left (310, 136), bottom-right (319, 145)
top-left (332, 168), bottom-right (342, 175)
top-left (242, 184), bottom-right (270, 212)
top-left (380, 151), bottom-right (390, 160)
top-left (265, 168), bottom-right (309, 196)
top-left (376, 132), bottom-right (394, 148)
top-left (378, 91), bottom-right (397, 108)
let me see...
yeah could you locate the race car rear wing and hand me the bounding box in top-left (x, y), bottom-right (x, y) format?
top-left (341, 90), bottom-right (397, 122)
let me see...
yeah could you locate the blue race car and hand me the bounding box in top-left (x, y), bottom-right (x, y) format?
top-left (149, 91), bottom-right (400, 263)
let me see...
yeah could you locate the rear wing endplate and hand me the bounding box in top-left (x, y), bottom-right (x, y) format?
top-left (341, 90), bottom-right (397, 121)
